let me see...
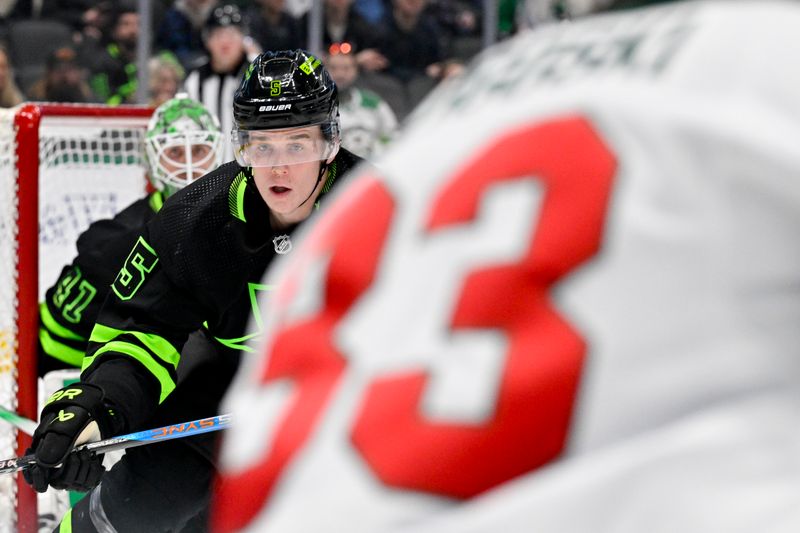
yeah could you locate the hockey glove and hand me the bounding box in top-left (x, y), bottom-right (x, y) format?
top-left (23, 383), bottom-right (117, 493)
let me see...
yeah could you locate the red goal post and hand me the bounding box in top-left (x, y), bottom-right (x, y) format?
top-left (0, 103), bottom-right (153, 531)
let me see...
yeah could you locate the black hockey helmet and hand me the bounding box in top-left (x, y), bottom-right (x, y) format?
top-left (231, 49), bottom-right (340, 168)
top-left (232, 49), bottom-right (339, 133)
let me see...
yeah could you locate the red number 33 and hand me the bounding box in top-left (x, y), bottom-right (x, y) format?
top-left (353, 116), bottom-right (616, 497)
top-left (215, 116), bottom-right (616, 529)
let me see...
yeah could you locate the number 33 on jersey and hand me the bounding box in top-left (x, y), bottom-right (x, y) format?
top-left (214, 116), bottom-right (616, 532)
top-left (212, 2), bottom-right (800, 530)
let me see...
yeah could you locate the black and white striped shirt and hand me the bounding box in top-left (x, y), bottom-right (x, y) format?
top-left (183, 57), bottom-right (249, 162)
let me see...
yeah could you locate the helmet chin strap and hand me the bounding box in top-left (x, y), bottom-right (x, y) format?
top-left (295, 159), bottom-right (330, 209)
top-left (295, 142), bottom-right (339, 209)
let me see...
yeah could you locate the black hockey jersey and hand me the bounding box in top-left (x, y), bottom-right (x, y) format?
top-left (39, 193), bottom-right (164, 374)
top-left (82, 149), bottom-right (363, 431)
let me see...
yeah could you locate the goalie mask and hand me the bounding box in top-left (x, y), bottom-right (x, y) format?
top-left (145, 94), bottom-right (225, 196)
top-left (232, 49), bottom-right (340, 168)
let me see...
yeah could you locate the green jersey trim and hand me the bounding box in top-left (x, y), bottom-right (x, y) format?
top-left (59, 508), bottom-right (72, 532)
top-left (87, 324), bottom-right (180, 403)
top-left (149, 191), bottom-right (165, 212)
top-left (248, 282), bottom-right (274, 330)
top-left (89, 324), bottom-right (181, 370)
top-left (322, 160), bottom-right (338, 194)
top-left (213, 332), bottom-right (260, 353)
top-left (39, 328), bottom-right (85, 367)
top-left (228, 171), bottom-right (248, 222)
top-left (40, 303), bottom-right (85, 342)
top-left (84, 341), bottom-right (176, 403)
top-left (210, 282), bottom-right (275, 352)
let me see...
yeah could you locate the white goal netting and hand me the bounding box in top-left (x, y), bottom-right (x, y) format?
top-left (0, 104), bottom-right (151, 532)
top-left (0, 100), bottom-right (19, 533)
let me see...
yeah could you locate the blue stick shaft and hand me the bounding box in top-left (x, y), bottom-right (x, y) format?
top-left (0, 413), bottom-right (231, 474)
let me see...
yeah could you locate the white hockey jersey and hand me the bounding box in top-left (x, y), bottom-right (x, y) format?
top-left (338, 87), bottom-right (398, 159)
top-left (213, 1), bottom-right (800, 532)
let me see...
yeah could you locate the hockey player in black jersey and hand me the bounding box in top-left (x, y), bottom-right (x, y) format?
top-left (24, 49), bottom-right (364, 532)
top-left (38, 94), bottom-right (225, 377)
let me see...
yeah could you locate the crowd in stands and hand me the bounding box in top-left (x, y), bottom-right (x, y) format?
top-left (0, 0), bottom-right (541, 158)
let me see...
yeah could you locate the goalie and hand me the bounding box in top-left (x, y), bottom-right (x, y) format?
top-left (37, 94), bottom-right (225, 377)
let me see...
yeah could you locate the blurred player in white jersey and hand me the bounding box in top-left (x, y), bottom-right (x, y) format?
top-left (212, 1), bottom-right (800, 532)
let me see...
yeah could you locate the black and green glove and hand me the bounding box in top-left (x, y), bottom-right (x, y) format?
top-left (23, 383), bottom-right (118, 492)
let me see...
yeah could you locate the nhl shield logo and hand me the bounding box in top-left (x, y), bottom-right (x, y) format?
top-left (272, 235), bottom-right (292, 255)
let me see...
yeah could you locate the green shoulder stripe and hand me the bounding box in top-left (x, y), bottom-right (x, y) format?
top-left (228, 171), bottom-right (248, 222)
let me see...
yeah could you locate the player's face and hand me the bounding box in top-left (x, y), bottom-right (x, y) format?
top-left (206, 26), bottom-right (244, 71)
top-left (326, 53), bottom-right (358, 91)
top-left (160, 143), bottom-right (216, 182)
top-left (250, 125), bottom-right (331, 226)
top-left (114, 13), bottom-right (139, 47)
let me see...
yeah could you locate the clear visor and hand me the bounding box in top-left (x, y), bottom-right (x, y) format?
top-left (232, 125), bottom-right (339, 167)
top-left (146, 131), bottom-right (224, 189)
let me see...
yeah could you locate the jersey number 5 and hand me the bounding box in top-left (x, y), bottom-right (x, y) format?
top-left (112, 236), bottom-right (159, 301)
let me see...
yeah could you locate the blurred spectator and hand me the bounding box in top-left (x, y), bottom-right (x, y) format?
top-left (26, 46), bottom-right (95, 103)
top-left (87, 1), bottom-right (140, 105)
top-left (0, 0), bottom-right (14, 17)
top-left (156, 0), bottom-right (218, 69)
top-left (429, 0), bottom-right (481, 37)
top-left (299, 0), bottom-right (382, 66)
top-left (517, 0), bottom-right (612, 29)
top-left (245, 0), bottom-right (304, 53)
top-left (375, 0), bottom-right (447, 83)
top-left (353, 0), bottom-right (386, 23)
top-left (184, 4), bottom-right (253, 161)
top-left (148, 51), bottom-right (186, 107)
top-left (325, 42), bottom-right (398, 159)
top-left (74, 1), bottom-right (116, 65)
top-left (0, 45), bottom-right (24, 108)
top-left (8, 0), bottom-right (96, 33)
top-left (284, 0), bottom-right (312, 18)
top-left (365, 0), bottom-right (463, 114)
top-left (429, 0), bottom-right (483, 62)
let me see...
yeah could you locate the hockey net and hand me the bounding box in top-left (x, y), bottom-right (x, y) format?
top-left (0, 103), bottom-right (152, 532)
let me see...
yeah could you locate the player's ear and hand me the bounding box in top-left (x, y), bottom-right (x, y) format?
top-left (325, 143), bottom-right (340, 165)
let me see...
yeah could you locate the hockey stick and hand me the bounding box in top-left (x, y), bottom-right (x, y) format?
top-left (0, 405), bottom-right (37, 436)
top-left (0, 413), bottom-right (231, 474)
